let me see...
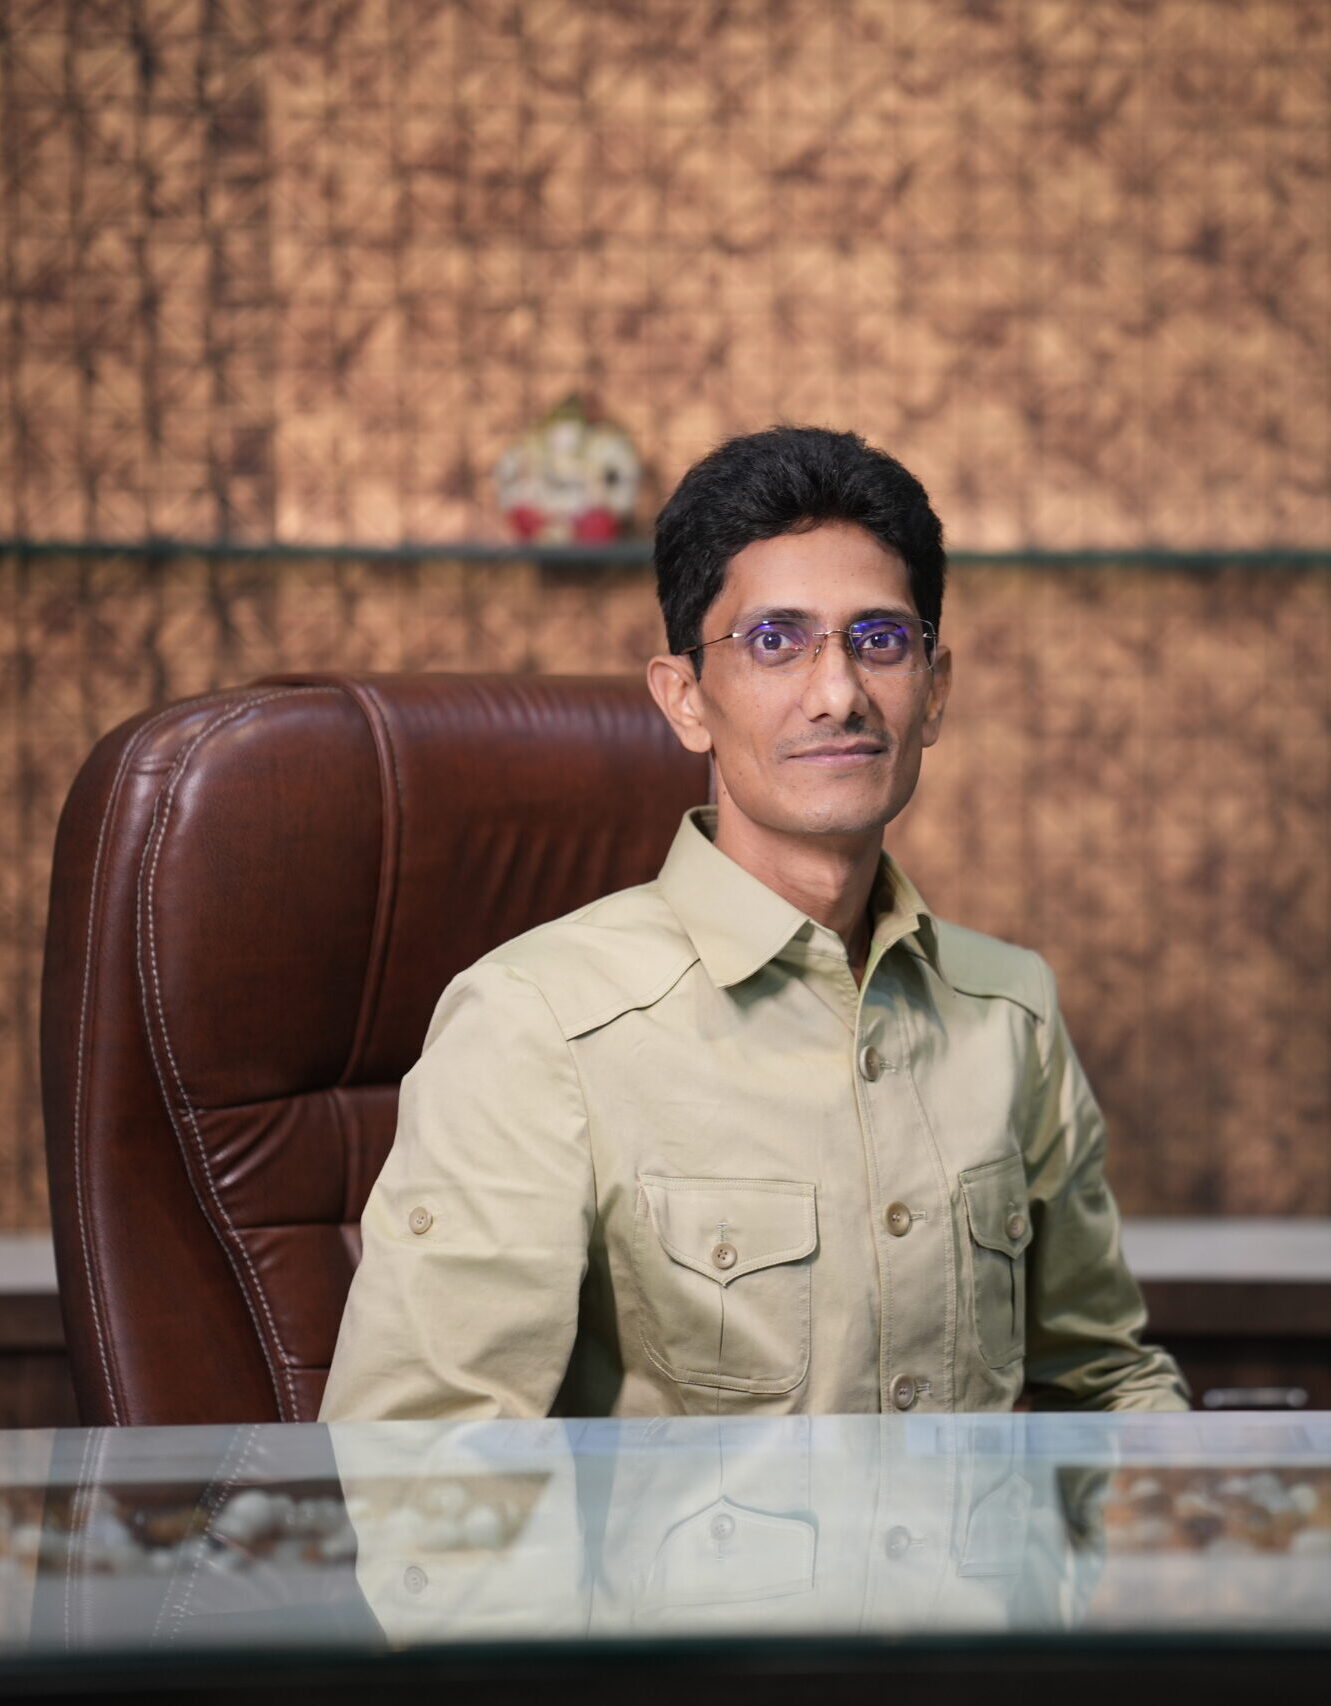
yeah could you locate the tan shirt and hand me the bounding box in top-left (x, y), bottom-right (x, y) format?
top-left (322, 808), bottom-right (1188, 1420)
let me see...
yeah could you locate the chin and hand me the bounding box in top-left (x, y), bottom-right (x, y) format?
top-left (787, 797), bottom-right (897, 839)
top-left (722, 769), bottom-right (904, 842)
top-left (806, 815), bottom-right (893, 840)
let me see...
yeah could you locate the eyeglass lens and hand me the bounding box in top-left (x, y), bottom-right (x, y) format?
top-left (736, 617), bottom-right (932, 671)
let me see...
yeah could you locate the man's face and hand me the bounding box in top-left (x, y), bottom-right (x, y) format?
top-left (653, 521), bottom-right (951, 849)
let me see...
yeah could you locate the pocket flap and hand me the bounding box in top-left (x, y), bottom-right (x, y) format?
top-left (959, 1155), bottom-right (1033, 1258)
top-left (638, 1175), bottom-right (817, 1287)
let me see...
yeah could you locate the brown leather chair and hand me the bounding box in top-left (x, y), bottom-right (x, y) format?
top-left (42, 673), bottom-right (708, 1426)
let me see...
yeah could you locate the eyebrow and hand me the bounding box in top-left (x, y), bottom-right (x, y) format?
top-left (732, 604), bottom-right (917, 629)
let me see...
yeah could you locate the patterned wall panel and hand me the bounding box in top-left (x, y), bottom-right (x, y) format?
top-left (1, 4), bottom-right (1329, 1230)
top-left (2, 1), bottom-right (1329, 550)
top-left (2, 551), bottom-right (1327, 1228)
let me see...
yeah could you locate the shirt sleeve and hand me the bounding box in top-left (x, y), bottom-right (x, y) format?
top-left (1021, 957), bottom-right (1191, 1412)
top-left (319, 960), bottom-right (595, 1421)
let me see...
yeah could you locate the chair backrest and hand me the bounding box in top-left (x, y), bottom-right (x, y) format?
top-left (42, 673), bottom-right (708, 1425)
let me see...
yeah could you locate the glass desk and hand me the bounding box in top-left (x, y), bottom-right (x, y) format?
top-left (1, 1413), bottom-right (1328, 1701)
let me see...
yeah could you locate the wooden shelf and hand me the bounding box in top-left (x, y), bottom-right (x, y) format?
top-left (4, 538), bottom-right (1331, 569)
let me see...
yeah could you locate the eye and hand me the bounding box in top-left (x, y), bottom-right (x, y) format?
top-left (852, 620), bottom-right (912, 664)
top-left (742, 621), bottom-right (806, 665)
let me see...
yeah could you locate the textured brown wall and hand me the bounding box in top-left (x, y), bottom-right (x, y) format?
top-left (2, 1), bottom-right (1329, 549)
top-left (4, 550), bottom-right (1328, 1228)
top-left (2, 3), bottom-right (1330, 1228)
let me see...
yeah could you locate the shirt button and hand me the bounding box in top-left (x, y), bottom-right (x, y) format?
top-left (403, 1564), bottom-right (428, 1594)
top-left (889, 1373), bottom-right (919, 1411)
top-left (710, 1513), bottom-right (736, 1542)
top-left (884, 1525), bottom-right (913, 1560)
top-left (885, 1201), bottom-right (913, 1238)
top-left (711, 1242), bottom-right (738, 1270)
top-left (407, 1206), bottom-right (433, 1235)
top-left (858, 1045), bottom-right (884, 1081)
top-left (1006, 1211), bottom-right (1027, 1241)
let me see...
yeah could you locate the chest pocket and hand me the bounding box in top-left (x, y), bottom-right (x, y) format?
top-left (633, 1176), bottom-right (817, 1394)
top-left (960, 1154), bottom-right (1033, 1369)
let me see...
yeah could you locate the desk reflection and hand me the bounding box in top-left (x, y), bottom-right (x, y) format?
top-left (9, 1413), bottom-right (1330, 1657)
top-left (334, 1416), bottom-right (1099, 1643)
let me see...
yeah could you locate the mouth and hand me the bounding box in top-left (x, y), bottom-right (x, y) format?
top-left (787, 740), bottom-right (889, 766)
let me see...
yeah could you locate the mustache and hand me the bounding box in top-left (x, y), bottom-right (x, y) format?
top-left (780, 732), bottom-right (893, 757)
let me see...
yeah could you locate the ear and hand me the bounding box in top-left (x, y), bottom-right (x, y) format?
top-left (920, 642), bottom-right (952, 748)
top-left (647, 653), bottom-right (714, 755)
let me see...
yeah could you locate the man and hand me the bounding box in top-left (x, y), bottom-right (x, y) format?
top-left (322, 426), bottom-right (1187, 1419)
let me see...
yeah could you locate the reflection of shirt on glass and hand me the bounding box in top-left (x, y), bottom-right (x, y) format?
top-left (331, 1416), bottom-right (1104, 1646)
top-left (322, 807), bottom-right (1188, 1421)
top-left (586, 1416), bottom-right (1099, 1638)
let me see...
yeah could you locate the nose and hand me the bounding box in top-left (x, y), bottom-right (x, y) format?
top-left (799, 630), bottom-right (871, 724)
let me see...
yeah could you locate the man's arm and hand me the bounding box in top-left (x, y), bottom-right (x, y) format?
top-left (320, 961), bottom-right (595, 1421)
top-left (1022, 959), bottom-right (1190, 1412)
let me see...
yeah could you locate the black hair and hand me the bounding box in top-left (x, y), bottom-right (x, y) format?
top-left (654, 425), bottom-right (946, 663)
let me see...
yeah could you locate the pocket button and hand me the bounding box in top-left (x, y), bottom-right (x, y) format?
top-left (711, 1241), bottom-right (738, 1270)
top-left (1005, 1211), bottom-right (1027, 1241)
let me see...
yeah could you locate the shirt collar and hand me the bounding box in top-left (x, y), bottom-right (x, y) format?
top-left (658, 806), bottom-right (941, 989)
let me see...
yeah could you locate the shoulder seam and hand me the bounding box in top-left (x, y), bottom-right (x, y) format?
top-left (555, 948), bottom-right (700, 1039)
top-left (934, 922), bottom-right (1049, 1022)
top-left (480, 946), bottom-right (700, 1040)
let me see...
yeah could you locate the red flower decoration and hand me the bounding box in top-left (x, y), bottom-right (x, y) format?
top-left (571, 506), bottom-right (619, 543)
top-left (506, 504), bottom-right (547, 541)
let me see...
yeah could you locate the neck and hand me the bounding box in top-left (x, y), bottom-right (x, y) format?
top-left (712, 803), bottom-right (882, 981)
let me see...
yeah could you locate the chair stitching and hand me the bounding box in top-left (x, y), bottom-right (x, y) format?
top-left (150, 1423), bottom-right (258, 1645)
top-left (358, 681), bottom-right (405, 1065)
top-left (334, 679), bottom-right (405, 1084)
top-left (63, 1427), bottom-right (108, 1649)
top-left (71, 701), bottom-right (197, 1425)
top-left (137, 689), bottom-right (325, 1417)
top-left (138, 688), bottom-right (332, 1417)
top-left (137, 688), bottom-right (331, 1420)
